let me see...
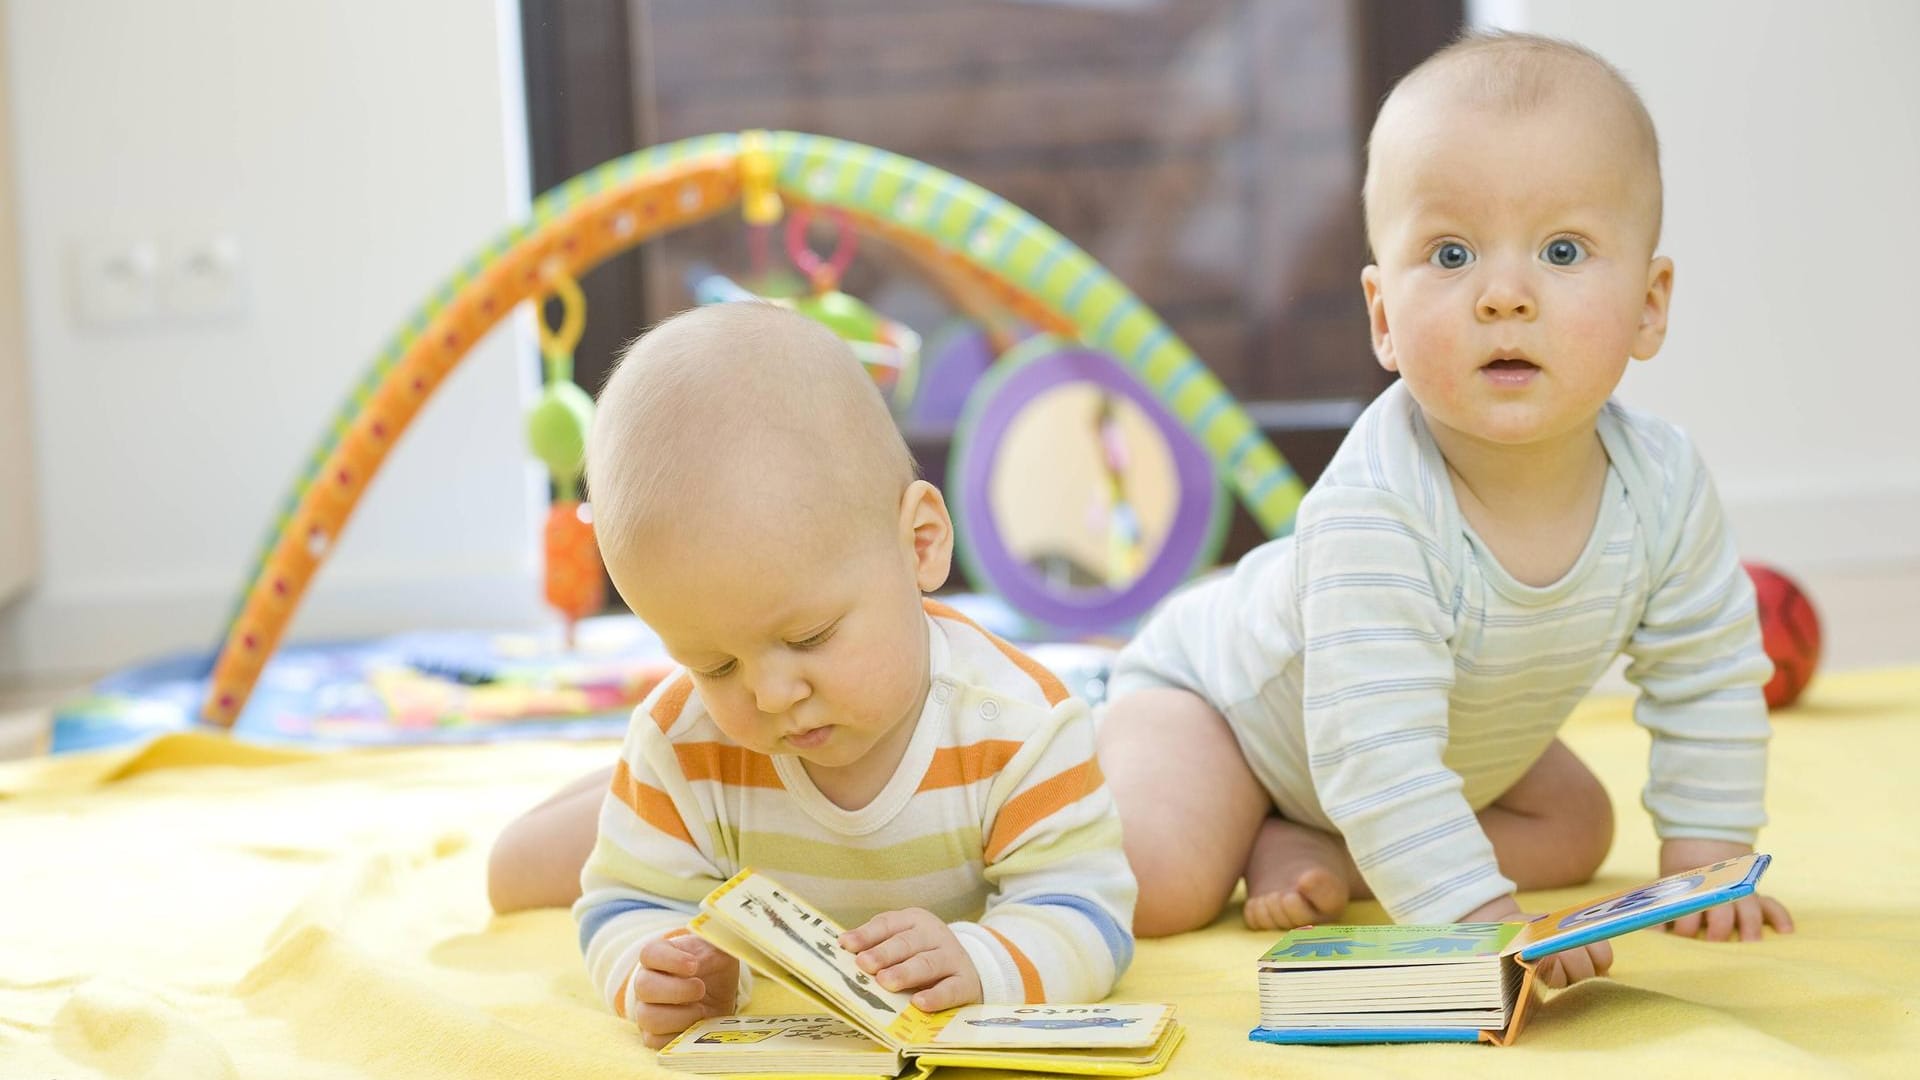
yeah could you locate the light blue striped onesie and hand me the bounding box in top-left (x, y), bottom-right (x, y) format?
top-left (1110, 380), bottom-right (1772, 924)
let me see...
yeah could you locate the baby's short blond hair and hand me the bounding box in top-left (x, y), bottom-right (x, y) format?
top-left (1364, 30), bottom-right (1663, 247)
top-left (587, 302), bottom-right (916, 572)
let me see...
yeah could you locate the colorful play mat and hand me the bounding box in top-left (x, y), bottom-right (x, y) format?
top-left (50, 596), bottom-right (1120, 753)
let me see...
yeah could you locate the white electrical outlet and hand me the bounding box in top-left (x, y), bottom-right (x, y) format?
top-left (163, 233), bottom-right (247, 322)
top-left (70, 237), bottom-right (161, 327)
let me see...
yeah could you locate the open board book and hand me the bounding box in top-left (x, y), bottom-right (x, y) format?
top-left (658, 868), bottom-right (1183, 1077)
top-left (1249, 851), bottom-right (1771, 1046)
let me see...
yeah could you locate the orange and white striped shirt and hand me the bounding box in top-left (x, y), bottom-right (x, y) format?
top-left (574, 599), bottom-right (1137, 1018)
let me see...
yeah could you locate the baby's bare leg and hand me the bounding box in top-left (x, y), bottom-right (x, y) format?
top-left (1096, 688), bottom-right (1271, 937)
top-left (1480, 738), bottom-right (1615, 890)
top-left (486, 764), bottom-right (614, 914)
top-left (1241, 739), bottom-right (1612, 930)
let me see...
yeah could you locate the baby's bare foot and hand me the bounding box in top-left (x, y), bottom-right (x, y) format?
top-left (1241, 817), bottom-right (1356, 931)
top-left (1243, 866), bottom-right (1348, 931)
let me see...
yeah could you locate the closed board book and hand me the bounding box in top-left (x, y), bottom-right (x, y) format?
top-left (1249, 852), bottom-right (1772, 1046)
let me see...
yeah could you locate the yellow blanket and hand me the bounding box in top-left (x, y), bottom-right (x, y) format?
top-left (4, 669), bottom-right (1917, 1079)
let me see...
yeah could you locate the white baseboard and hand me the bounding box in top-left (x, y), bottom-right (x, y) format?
top-left (0, 564), bottom-right (551, 682)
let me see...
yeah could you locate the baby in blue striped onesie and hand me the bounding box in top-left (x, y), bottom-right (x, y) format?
top-left (1099, 31), bottom-right (1792, 987)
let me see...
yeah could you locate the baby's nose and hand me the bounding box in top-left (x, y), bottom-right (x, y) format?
top-left (1474, 288), bottom-right (1536, 317)
top-left (1477, 280), bottom-right (1536, 320)
top-left (750, 670), bottom-right (810, 715)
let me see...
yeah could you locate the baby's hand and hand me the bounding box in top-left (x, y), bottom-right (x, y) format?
top-left (631, 930), bottom-right (740, 1048)
top-left (839, 908), bottom-right (983, 1012)
top-left (1533, 940), bottom-right (1614, 989)
top-left (1659, 838), bottom-right (1794, 941)
top-left (1460, 893), bottom-right (1613, 989)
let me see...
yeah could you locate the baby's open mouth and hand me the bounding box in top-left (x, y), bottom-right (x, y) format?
top-left (1483, 358), bottom-right (1539, 371)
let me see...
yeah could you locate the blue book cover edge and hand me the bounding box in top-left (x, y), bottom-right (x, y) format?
top-left (1517, 853), bottom-right (1771, 961)
top-left (1249, 1025), bottom-right (1481, 1045)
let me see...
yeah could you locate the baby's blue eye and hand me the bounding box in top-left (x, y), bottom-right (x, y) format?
top-left (1542, 238), bottom-right (1587, 266)
top-left (1430, 242), bottom-right (1474, 270)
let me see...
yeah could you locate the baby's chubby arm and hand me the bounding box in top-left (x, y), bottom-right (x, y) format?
top-left (1293, 486), bottom-right (1514, 924)
top-left (575, 679), bottom-right (749, 1035)
top-left (1623, 443), bottom-right (1787, 940)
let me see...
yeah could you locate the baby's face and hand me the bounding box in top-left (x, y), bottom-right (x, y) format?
top-left (1362, 95), bottom-right (1670, 449)
top-left (614, 495), bottom-right (936, 777)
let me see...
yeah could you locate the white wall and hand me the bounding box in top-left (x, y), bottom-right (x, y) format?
top-left (0, 0), bottom-right (543, 678)
top-left (1469, 0), bottom-right (1920, 572)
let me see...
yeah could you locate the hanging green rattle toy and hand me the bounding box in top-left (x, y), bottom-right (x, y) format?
top-left (525, 265), bottom-right (604, 647)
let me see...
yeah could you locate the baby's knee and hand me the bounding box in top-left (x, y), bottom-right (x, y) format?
top-left (486, 820), bottom-right (536, 914)
top-left (1130, 845), bottom-right (1238, 937)
top-left (486, 809), bottom-right (581, 915)
top-left (1565, 751), bottom-right (1615, 829)
top-left (1553, 774), bottom-right (1616, 882)
top-left (1514, 741), bottom-right (1616, 879)
top-left (1571, 786), bottom-right (1616, 875)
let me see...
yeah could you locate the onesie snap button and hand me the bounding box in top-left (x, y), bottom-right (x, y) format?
top-left (978, 699), bottom-right (1000, 721)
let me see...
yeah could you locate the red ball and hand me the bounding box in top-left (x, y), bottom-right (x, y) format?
top-left (1743, 562), bottom-right (1822, 709)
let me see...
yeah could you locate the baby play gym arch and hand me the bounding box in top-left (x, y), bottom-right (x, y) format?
top-left (202, 131), bottom-right (1306, 726)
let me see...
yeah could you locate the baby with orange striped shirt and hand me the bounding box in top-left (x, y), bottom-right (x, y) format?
top-left (508, 303), bottom-right (1136, 1048)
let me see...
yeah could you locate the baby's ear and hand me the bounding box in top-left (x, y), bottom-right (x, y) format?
top-left (900, 480), bottom-right (953, 593)
top-left (1361, 266), bottom-right (1397, 373)
top-left (1631, 256), bottom-right (1675, 361)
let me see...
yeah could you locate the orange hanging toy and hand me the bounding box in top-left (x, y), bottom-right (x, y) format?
top-left (543, 499), bottom-right (604, 634)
